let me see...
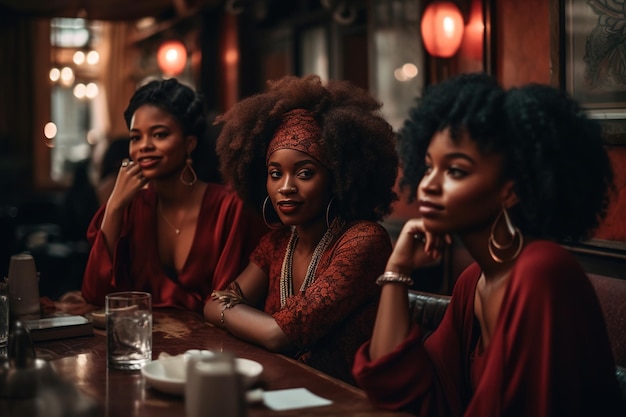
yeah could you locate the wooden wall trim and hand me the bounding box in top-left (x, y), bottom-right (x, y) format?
top-left (549, 0), bottom-right (563, 89)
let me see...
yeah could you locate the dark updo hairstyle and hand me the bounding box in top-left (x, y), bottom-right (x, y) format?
top-left (123, 78), bottom-right (221, 182)
top-left (124, 78), bottom-right (205, 138)
top-left (398, 72), bottom-right (614, 241)
top-left (215, 74), bottom-right (398, 222)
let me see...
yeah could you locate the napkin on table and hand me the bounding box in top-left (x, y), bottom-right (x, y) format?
top-left (262, 388), bottom-right (332, 411)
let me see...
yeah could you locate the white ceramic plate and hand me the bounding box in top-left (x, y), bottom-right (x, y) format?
top-left (142, 357), bottom-right (263, 396)
top-left (88, 310), bottom-right (106, 329)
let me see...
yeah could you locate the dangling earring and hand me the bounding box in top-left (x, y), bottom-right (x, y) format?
top-left (180, 154), bottom-right (198, 186)
top-left (263, 196), bottom-right (283, 229)
top-left (325, 197), bottom-right (336, 229)
top-left (488, 207), bottom-right (524, 263)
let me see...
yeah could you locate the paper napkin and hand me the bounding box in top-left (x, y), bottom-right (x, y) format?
top-left (262, 388), bottom-right (332, 411)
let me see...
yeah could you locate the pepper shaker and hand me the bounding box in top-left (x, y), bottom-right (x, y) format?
top-left (185, 352), bottom-right (246, 417)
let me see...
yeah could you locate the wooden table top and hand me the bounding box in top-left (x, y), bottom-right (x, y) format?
top-left (4, 308), bottom-right (412, 417)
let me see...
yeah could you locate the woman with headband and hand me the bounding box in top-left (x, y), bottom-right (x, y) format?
top-left (204, 75), bottom-right (398, 384)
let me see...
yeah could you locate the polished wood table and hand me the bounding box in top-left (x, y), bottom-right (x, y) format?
top-left (24, 308), bottom-right (411, 417)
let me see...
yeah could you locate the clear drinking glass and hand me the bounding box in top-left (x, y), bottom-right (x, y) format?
top-left (105, 291), bottom-right (152, 370)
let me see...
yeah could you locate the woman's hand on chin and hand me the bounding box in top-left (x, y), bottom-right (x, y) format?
top-left (386, 218), bottom-right (451, 274)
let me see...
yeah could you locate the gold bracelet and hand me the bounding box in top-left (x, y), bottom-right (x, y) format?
top-left (211, 282), bottom-right (247, 309)
top-left (375, 271), bottom-right (414, 286)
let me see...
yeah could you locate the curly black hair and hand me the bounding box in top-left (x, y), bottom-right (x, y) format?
top-left (215, 74), bottom-right (399, 222)
top-left (398, 72), bottom-right (614, 241)
top-left (123, 78), bottom-right (221, 182)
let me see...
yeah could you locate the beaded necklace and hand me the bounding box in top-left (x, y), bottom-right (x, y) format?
top-left (279, 218), bottom-right (343, 307)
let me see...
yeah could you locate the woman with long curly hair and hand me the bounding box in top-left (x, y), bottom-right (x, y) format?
top-left (353, 73), bottom-right (621, 415)
top-left (204, 75), bottom-right (399, 384)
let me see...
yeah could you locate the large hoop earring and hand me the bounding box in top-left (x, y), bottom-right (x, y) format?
top-left (488, 207), bottom-right (524, 263)
top-left (325, 197), bottom-right (336, 229)
top-left (180, 155), bottom-right (198, 186)
top-left (262, 196), bottom-right (283, 229)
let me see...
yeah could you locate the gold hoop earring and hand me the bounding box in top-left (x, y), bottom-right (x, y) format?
top-left (325, 197), bottom-right (336, 229)
top-left (262, 196), bottom-right (283, 229)
top-left (488, 207), bottom-right (524, 263)
top-left (180, 155), bottom-right (198, 186)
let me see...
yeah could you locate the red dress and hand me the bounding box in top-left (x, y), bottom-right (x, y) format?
top-left (251, 220), bottom-right (391, 384)
top-left (353, 241), bottom-right (622, 416)
top-left (81, 183), bottom-right (266, 314)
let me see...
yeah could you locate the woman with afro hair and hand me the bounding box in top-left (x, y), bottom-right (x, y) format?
top-left (353, 73), bottom-right (621, 415)
top-left (204, 75), bottom-right (399, 384)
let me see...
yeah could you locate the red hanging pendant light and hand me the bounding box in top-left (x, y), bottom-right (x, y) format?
top-left (420, 1), bottom-right (465, 58)
top-left (157, 40), bottom-right (187, 76)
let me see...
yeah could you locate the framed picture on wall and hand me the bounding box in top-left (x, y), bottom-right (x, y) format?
top-left (555, 0), bottom-right (626, 145)
top-left (550, 0), bottom-right (626, 273)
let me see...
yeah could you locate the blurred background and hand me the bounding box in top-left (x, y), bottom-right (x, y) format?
top-left (0, 0), bottom-right (623, 297)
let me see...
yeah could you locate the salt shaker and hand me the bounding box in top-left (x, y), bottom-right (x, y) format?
top-left (6, 254), bottom-right (40, 319)
top-left (185, 352), bottom-right (246, 417)
top-left (1, 320), bottom-right (44, 399)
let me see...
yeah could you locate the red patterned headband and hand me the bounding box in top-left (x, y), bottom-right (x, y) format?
top-left (266, 109), bottom-right (328, 167)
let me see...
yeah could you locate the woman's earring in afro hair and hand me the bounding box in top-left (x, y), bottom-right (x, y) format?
top-left (262, 196), bottom-right (284, 229)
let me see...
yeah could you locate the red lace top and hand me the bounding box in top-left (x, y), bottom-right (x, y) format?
top-left (251, 220), bottom-right (391, 384)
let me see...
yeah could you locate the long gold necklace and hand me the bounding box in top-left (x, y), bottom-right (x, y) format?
top-left (157, 203), bottom-right (188, 236)
top-left (279, 218), bottom-right (343, 307)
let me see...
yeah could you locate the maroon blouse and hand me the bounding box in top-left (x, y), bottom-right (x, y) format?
top-left (81, 183), bottom-right (267, 314)
top-left (353, 241), bottom-right (622, 416)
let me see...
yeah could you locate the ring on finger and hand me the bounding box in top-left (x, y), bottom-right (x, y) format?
top-left (121, 158), bottom-right (130, 167)
top-left (413, 233), bottom-right (426, 243)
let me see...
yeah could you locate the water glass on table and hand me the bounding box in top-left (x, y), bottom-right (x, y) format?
top-left (105, 291), bottom-right (152, 370)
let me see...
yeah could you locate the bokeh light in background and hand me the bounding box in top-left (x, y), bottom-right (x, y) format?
top-left (420, 1), bottom-right (465, 58)
top-left (73, 83), bottom-right (86, 99)
top-left (44, 122), bottom-right (57, 148)
top-left (394, 63), bottom-right (419, 82)
top-left (49, 67), bottom-right (61, 82)
top-left (73, 50), bottom-right (85, 65)
top-left (157, 40), bottom-right (187, 76)
top-left (85, 83), bottom-right (98, 99)
top-left (86, 50), bottom-right (99, 65)
top-left (60, 66), bottom-right (75, 86)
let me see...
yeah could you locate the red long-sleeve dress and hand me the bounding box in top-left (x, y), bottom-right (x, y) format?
top-left (81, 183), bottom-right (266, 314)
top-left (353, 241), bottom-right (621, 416)
top-left (251, 220), bottom-right (391, 384)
